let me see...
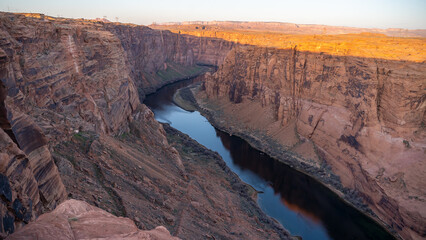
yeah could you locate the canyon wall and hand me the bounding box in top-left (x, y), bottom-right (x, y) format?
top-left (0, 12), bottom-right (197, 234)
top-left (2, 11), bottom-right (423, 239)
top-left (201, 45), bottom-right (425, 239)
top-left (105, 24), bottom-right (234, 97)
top-left (0, 15), bottom-right (69, 234)
top-left (0, 12), bottom-right (288, 239)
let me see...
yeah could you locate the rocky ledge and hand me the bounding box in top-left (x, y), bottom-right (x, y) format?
top-left (8, 199), bottom-right (180, 240)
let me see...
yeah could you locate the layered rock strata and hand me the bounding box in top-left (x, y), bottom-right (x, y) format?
top-left (51, 108), bottom-right (291, 239)
top-left (200, 46), bottom-right (426, 240)
top-left (0, 12), bottom-right (289, 239)
top-left (0, 11), bottom-right (212, 235)
top-left (106, 24), bottom-right (234, 97)
top-left (2, 10), bottom-right (423, 240)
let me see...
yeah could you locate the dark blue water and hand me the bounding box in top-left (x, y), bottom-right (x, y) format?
top-left (144, 78), bottom-right (394, 240)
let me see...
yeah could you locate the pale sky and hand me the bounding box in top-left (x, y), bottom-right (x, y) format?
top-left (1, 0), bottom-right (425, 29)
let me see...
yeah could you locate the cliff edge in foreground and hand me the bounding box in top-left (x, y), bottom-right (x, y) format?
top-left (8, 199), bottom-right (179, 240)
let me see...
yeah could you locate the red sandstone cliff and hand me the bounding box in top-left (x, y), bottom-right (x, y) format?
top-left (2, 10), bottom-right (423, 239)
top-left (106, 24), bottom-right (233, 97)
top-left (0, 11), bottom-right (206, 233)
top-left (200, 45), bottom-right (425, 239)
top-left (0, 12), bottom-right (288, 239)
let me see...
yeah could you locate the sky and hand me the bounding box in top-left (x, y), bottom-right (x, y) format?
top-left (0, 0), bottom-right (425, 29)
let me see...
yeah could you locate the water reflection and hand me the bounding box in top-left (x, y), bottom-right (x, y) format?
top-left (216, 130), bottom-right (393, 240)
top-left (144, 77), bottom-right (395, 240)
top-left (144, 77), bottom-right (202, 111)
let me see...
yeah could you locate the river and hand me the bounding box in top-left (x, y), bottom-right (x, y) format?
top-left (144, 77), bottom-right (394, 240)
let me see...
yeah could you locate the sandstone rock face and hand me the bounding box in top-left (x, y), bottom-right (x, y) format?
top-left (7, 199), bottom-right (180, 240)
top-left (51, 109), bottom-right (290, 239)
top-left (0, 14), bottom-right (68, 234)
top-left (0, 12), bottom-right (172, 235)
top-left (8, 111), bottom-right (67, 210)
top-left (0, 128), bottom-right (40, 235)
top-left (0, 12), bottom-right (233, 139)
top-left (6, 10), bottom-right (423, 240)
top-left (1, 12), bottom-right (282, 239)
top-left (106, 24), bottom-right (234, 97)
top-left (0, 12), bottom-right (140, 135)
top-left (202, 46), bottom-right (426, 239)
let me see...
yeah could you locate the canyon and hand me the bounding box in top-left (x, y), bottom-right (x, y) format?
top-left (158, 22), bottom-right (425, 239)
top-left (0, 12), bottom-right (287, 239)
top-left (0, 11), bottom-right (424, 240)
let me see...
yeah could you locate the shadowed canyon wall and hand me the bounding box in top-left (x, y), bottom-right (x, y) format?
top-left (0, 30), bottom-right (66, 236)
top-left (201, 45), bottom-right (425, 239)
top-left (105, 24), bottom-right (234, 98)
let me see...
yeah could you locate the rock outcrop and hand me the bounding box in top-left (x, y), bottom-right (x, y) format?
top-left (201, 45), bottom-right (426, 239)
top-left (0, 14), bottom-right (68, 234)
top-left (8, 199), bottom-right (180, 240)
top-left (0, 128), bottom-right (39, 236)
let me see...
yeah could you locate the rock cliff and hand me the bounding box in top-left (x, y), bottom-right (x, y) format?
top-left (200, 45), bottom-right (425, 239)
top-left (0, 12), bottom-right (289, 239)
top-left (106, 24), bottom-right (234, 97)
top-left (2, 10), bottom-right (423, 240)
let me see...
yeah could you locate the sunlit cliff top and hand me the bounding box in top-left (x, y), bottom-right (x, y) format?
top-left (6, 13), bottom-right (426, 62)
top-left (151, 24), bottom-right (426, 62)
